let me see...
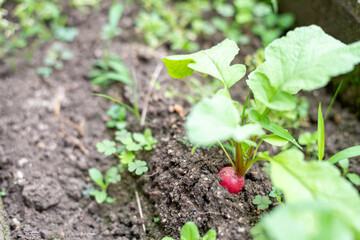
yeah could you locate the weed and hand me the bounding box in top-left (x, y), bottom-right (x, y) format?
top-left (162, 221), bottom-right (216, 240)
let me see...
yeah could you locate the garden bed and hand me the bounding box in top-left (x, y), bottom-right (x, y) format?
top-left (0, 1), bottom-right (359, 240)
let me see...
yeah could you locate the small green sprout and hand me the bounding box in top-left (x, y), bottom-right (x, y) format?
top-left (133, 128), bottom-right (158, 151)
top-left (153, 217), bottom-right (160, 223)
top-left (105, 104), bottom-right (127, 129)
top-left (162, 221), bottom-right (216, 240)
top-left (0, 189), bottom-right (6, 196)
top-left (252, 195), bottom-right (271, 210)
top-left (269, 186), bottom-right (283, 205)
top-left (339, 159), bottom-right (360, 186)
top-left (96, 140), bottom-right (116, 156)
top-left (128, 160), bottom-right (148, 175)
top-left (119, 151), bottom-right (135, 164)
top-left (88, 167), bottom-right (121, 204)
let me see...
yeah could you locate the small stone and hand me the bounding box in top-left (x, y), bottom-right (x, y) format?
top-left (237, 226), bottom-right (245, 232)
top-left (17, 158), bottom-right (29, 168)
top-left (10, 218), bottom-right (20, 230)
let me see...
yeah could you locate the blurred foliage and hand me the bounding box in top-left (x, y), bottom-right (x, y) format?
top-left (136, 0), bottom-right (295, 51)
top-left (0, 0), bottom-right (79, 60)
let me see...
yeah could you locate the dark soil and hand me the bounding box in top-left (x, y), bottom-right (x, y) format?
top-left (0, 1), bottom-right (359, 240)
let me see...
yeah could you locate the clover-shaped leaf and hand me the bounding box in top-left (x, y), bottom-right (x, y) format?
top-left (106, 104), bottom-right (126, 120)
top-left (128, 160), bottom-right (148, 175)
top-left (253, 195), bottom-right (272, 210)
top-left (96, 140), bottom-right (116, 156)
top-left (119, 151), bottom-right (135, 164)
top-left (133, 128), bottom-right (158, 151)
top-left (115, 129), bottom-right (132, 142)
top-left (122, 138), bottom-right (142, 152)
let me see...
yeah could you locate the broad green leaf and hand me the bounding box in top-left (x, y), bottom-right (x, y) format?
top-left (252, 201), bottom-right (360, 240)
top-left (106, 196), bottom-right (116, 203)
top-left (180, 222), bottom-right (200, 240)
top-left (247, 25), bottom-right (360, 110)
top-left (247, 70), bottom-right (296, 111)
top-left (186, 95), bottom-right (264, 146)
top-left (163, 39), bottom-right (246, 89)
top-left (270, 149), bottom-right (360, 218)
top-left (262, 134), bottom-right (288, 147)
top-left (128, 160), bottom-right (148, 175)
top-left (88, 168), bottom-right (105, 190)
top-left (327, 146), bottom-right (360, 164)
top-left (317, 103), bottom-right (325, 161)
top-left (202, 229), bottom-right (216, 240)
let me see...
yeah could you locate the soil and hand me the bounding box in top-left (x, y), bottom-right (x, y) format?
top-left (0, 1), bottom-right (359, 240)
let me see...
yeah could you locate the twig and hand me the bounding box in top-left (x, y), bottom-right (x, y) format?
top-left (54, 94), bottom-right (85, 136)
top-left (140, 64), bottom-right (163, 126)
top-left (135, 191), bottom-right (146, 233)
top-left (60, 129), bottom-right (89, 155)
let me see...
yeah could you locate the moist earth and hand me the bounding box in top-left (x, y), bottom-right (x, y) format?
top-left (0, 1), bottom-right (359, 240)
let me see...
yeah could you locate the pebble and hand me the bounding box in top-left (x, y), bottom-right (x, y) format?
top-left (17, 158), bottom-right (29, 168)
top-left (10, 218), bottom-right (20, 230)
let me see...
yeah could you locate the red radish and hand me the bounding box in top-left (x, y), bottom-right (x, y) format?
top-left (217, 167), bottom-right (245, 194)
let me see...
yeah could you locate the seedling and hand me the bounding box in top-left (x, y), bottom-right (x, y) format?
top-left (0, 189), bottom-right (6, 196)
top-left (298, 131), bottom-right (318, 157)
top-left (37, 42), bottom-right (73, 78)
top-left (88, 167), bottom-right (121, 204)
top-left (164, 25), bottom-right (360, 194)
top-left (105, 104), bottom-right (127, 129)
top-left (339, 159), bottom-right (360, 186)
top-left (269, 186), bottom-right (283, 205)
top-left (96, 139), bottom-right (117, 156)
top-left (89, 54), bottom-right (131, 88)
top-left (101, 3), bottom-right (123, 41)
top-left (162, 221), bottom-right (216, 240)
top-left (128, 160), bottom-right (148, 175)
top-left (252, 195), bottom-right (271, 210)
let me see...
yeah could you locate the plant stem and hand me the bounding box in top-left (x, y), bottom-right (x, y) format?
top-left (235, 141), bottom-right (244, 177)
top-left (218, 141), bottom-right (235, 169)
top-left (241, 92), bottom-right (250, 125)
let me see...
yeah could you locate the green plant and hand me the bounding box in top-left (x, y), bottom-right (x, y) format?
top-left (105, 104), bottom-right (127, 129)
top-left (101, 2), bottom-right (123, 41)
top-left (88, 167), bottom-right (120, 204)
top-left (162, 221), bottom-right (216, 240)
top-left (128, 160), bottom-right (148, 175)
top-left (339, 159), bottom-right (360, 186)
top-left (96, 128), bottom-right (157, 176)
top-left (37, 42), bottom-right (73, 77)
top-left (298, 131), bottom-right (318, 157)
top-left (268, 186), bottom-right (283, 205)
top-left (163, 25), bottom-right (360, 194)
top-left (253, 195), bottom-right (271, 210)
top-left (89, 54), bottom-right (131, 88)
top-left (0, 189), bottom-right (5, 196)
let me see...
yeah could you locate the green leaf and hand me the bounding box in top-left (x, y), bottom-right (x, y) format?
top-left (347, 173), bottom-right (360, 186)
top-left (96, 140), bottom-right (116, 156)
top-left (115, 129), bottom-right (132, 142)
top-left (128, 160), bottom-right (148, 175)
top-left (88, 168), bottom-right (105, 190)
top-left (327, 146), bottom-right (360, 164)
top-left (104, 167), bottom-right (121, 186)
top-left (106, 196), bottom-right (116, 203)
top-left (37, 67), bottom-right (53, 78)
top-left (162, 238), bottom-right (175, 240)
top-left (254, 113), bottom-right (301, 149)
top-left (270, 149), bottom-right (360, 218)
top-left (109, 3), bottom-right (124, 28)
top-left (163, 39), bottom-right (246, 89)
top-left (252, 195), bottom-right (271, 210)
top-left (247, 25), bottom-right (360, 110)
top-left (186, 95), bottom-right (263, 146)
top-left (122, 138), bottom-right (142, 152)
top-left (202, 229), bottom-right (216, 240)
top-left (252, 201), bottom-right (360, 240)
top-left (106, 104), bottom-right (126, 120)
top-left (180, 222), bottom-right (200, 240)
top-left (262, 134), bottom-right (288, 147)
top-left (95, 190), bottom-right (107, 204)
top-left (317, 103), bottom-right (325, 161)
top-left (119, 151), bottom-right (135, 164)
top-left (339, 159), bottom-right (349, 170)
